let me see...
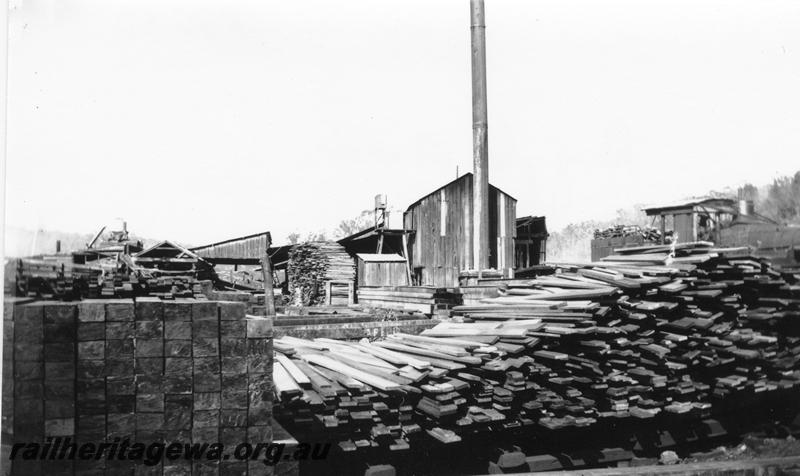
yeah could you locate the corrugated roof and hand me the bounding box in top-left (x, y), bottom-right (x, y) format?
top-left (355, 253), bottom-right (406, 262)
top-left (516, 215), bottom-right (548, 235)
top-left (337, 228), bottom-right (410, 243)
top-left (191, 231), bottom-right (272, 253)
top-left (642, 197), bottom-right (736, 213)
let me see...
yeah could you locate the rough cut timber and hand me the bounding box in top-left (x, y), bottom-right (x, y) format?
top-left (287, 241), bottom-right (356, 306)
top-left (271, 246), bottom-right (800, 464)
top-left (357, 286), bottom-right (461, 315)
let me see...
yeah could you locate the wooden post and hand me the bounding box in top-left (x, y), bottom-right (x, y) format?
top-left (471, 0), bottom-right (490, 272)
top-left (324, 281), bottom-right (333, 306)
top-left (261, 255), bottom-right (276, 316)
top-left (542, 238), bottom-right (547, 263)
top-left (402, 231), bottom-right (413, 286)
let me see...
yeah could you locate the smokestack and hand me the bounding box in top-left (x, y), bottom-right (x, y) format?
top-left (470, 0), bottom-right (489, 271)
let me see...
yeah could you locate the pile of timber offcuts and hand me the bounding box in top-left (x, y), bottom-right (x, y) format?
top-left (356, 286), bottom-right (461, 315)
top-left (288, 241), bottom-right (356, 306)
top-left (271, 244), bottom-right (800, 472)
top-left (593, 224), bottom-right (668, 242)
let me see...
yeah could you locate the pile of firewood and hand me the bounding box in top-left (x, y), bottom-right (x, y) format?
top-left (287, 241), bottom-right (355, 306)
top-left (593, 225), bottom-right (668, 242)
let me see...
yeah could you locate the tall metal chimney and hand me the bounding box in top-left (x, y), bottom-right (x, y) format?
top-left (470, 0), bottom-right (490, 271)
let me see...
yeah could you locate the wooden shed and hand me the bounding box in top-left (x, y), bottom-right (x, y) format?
top-left (643, 198), bottom-right (738, 244)
top-left (403, 173), bottom-right (516, 287)
top-left (515, 216), bottom-right (548, 269)
top-left (356, 253), bottom-right (409, 287)
top-left (132, 240), bottom-right (214, 279)
top-left (190, 231), bottom-right (272, 265)
top-left (719, 221), bottom-right (800, 268)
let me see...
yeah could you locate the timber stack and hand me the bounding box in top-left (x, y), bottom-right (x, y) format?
top-left (4, 298), bottom-right (274, 475)
top-left (288, 241), bottom-right (355, 306)
top-left (271, 243), bottom-right (800, 460)
top-left (356, 286), bottom-right (461, 315)
top-left (15, 258), bottom-right (202, 301)
top-left (458, 286), bottom-right (500, 306)
top-left (15, 259), bottom-right (90, 299)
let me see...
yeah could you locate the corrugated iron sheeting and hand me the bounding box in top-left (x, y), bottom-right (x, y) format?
top-left (192, 232), bottom-right (272, 261)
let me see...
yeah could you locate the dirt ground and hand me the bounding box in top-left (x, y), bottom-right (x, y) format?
top-left (683, 435), bottom-right (800, 464)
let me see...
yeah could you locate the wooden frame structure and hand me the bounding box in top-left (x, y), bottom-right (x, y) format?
top-left (514, 216), bottom-right (548, 269)
top-left (643, 198), bottom-right (738, 244)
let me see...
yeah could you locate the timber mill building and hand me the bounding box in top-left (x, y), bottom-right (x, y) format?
top-left (403, 173), bottom-right (517, 287)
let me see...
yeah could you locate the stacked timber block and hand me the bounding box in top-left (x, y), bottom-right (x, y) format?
top-left (2, 298), bottom-right (32, 474)
top-left (15, 257), bottom-right (205, 302)
top-left (458, 270), bottom-right (504, 287)
top-left (458, 286), bottom-right (500, 306)
top-left (206, 291), bottom-right (252, 304)
top-left (206, 292), bottom-right (273, 316)
top-left (356, 286), bottom-right (461, 315)
top-left (2, 297), bottom-right (274, 476)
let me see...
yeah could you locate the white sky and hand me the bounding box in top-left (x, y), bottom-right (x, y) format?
top-left (4, 0), bottom-right (800, 247)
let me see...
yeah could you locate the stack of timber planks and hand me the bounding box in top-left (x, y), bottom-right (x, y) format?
top-left (459, 269), bottom-right (504, 287)
top-left (288, 242), bottom-right (356, 306)
top-left (356, 286), bottom-right (462, 315)
top-left (15, 257), bottom-right (205, 301)
top-left (458, 286), bottom-right (500, 306)
top-left (16, 259), bottom-right (100, 300)
top-left (271, 244), bottom-right (800, 458)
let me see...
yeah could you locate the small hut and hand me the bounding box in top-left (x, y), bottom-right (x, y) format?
top-left (355, 253), bottom-right (409, 287)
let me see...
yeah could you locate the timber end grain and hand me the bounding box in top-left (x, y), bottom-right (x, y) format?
top-left (3, 298), bottom-right (273, 476)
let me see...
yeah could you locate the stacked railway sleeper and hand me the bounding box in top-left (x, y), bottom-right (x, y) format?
top-left (15, 258), bottom-right (206, 300)
top-left (270, 243), bottom-right (800, 474)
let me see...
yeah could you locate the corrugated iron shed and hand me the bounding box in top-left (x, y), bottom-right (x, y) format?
top-left (191, 231), bottom-right (272, 264)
